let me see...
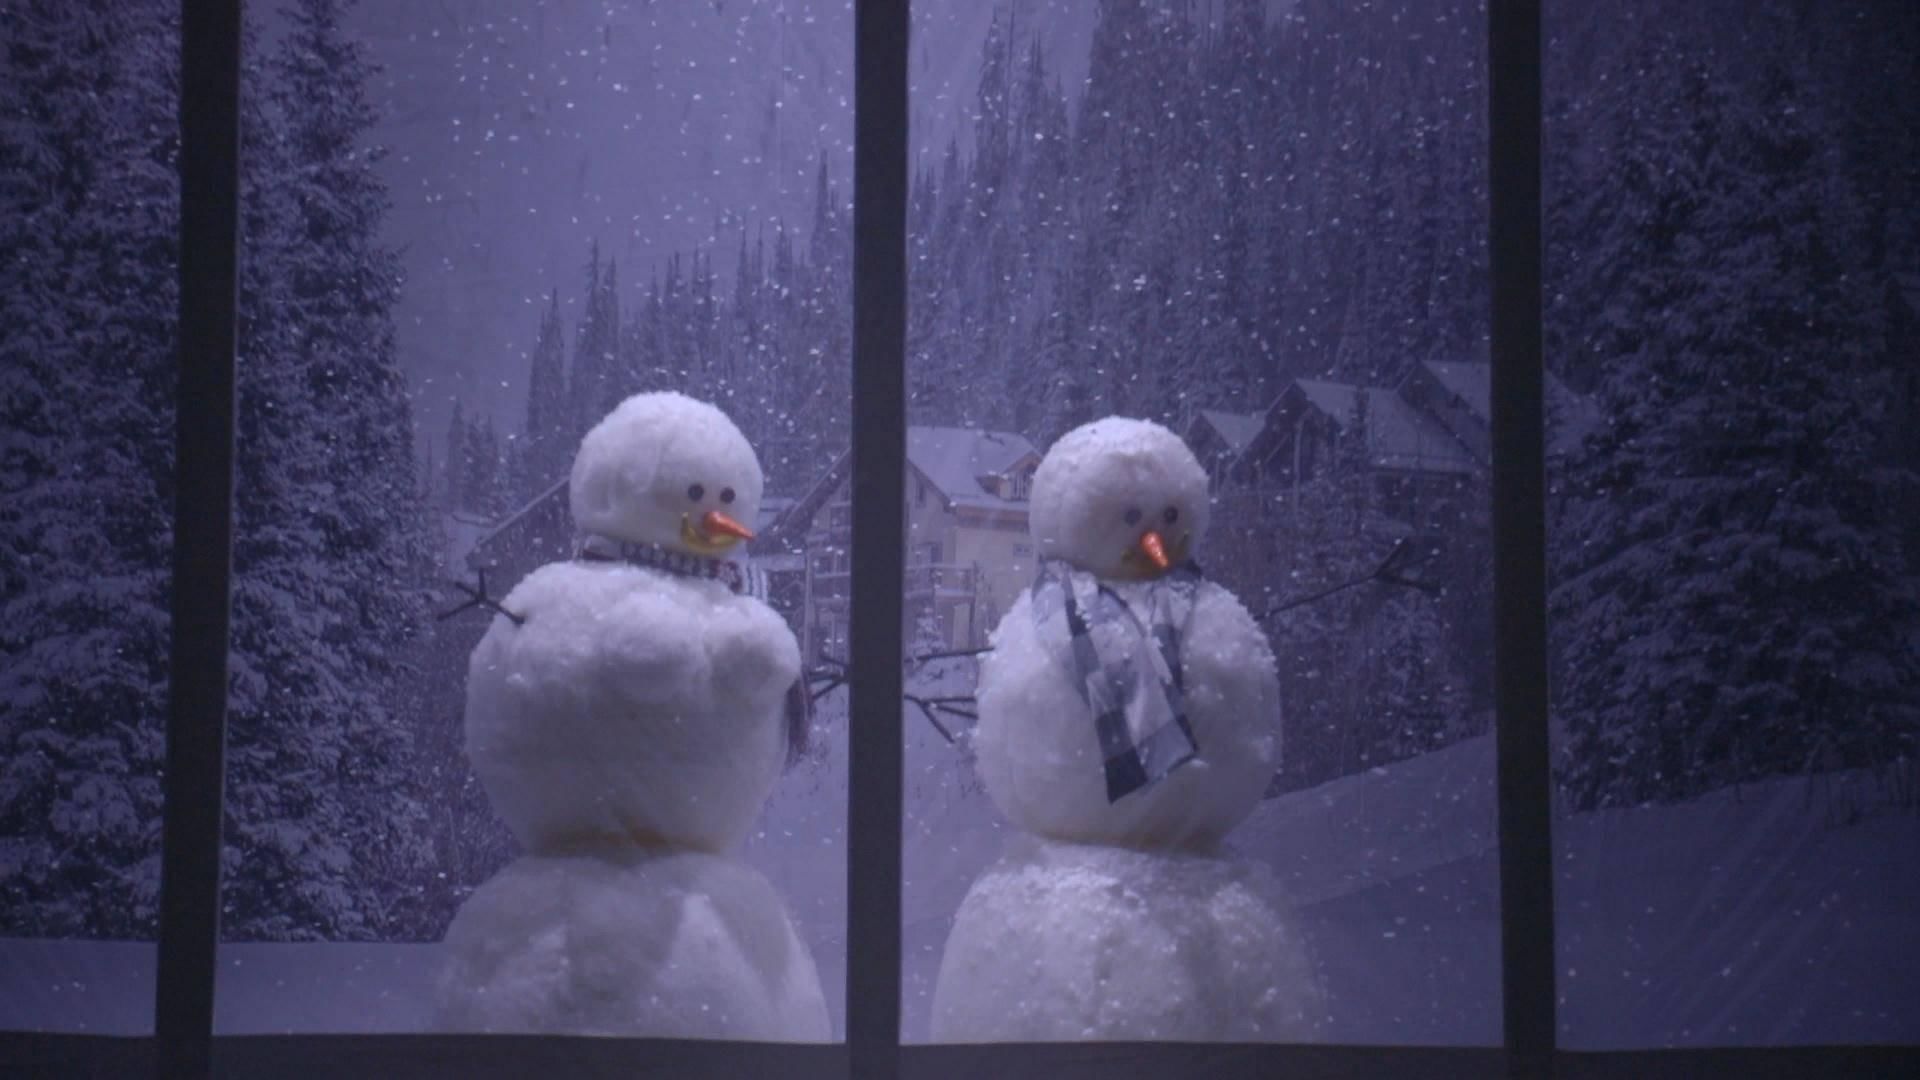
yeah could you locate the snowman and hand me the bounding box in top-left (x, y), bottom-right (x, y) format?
top-left (929, 416), bottom-right (1323, 1042)
top-left (434, 391), bottom-right (830, 1041)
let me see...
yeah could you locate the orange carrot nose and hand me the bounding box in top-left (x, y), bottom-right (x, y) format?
top-left (702, 509), bottom-right (755, 542)
top-left (1137, 530), bottom-right (1170, 571)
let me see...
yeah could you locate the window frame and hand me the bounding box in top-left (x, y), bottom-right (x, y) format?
top-left (6, 0), bottom-right (1914, 1077)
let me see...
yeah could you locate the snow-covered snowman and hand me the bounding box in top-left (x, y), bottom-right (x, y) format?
top-left (929, 416), bottom-right (1323, 1042)
top-left (434, 391), bottom-right (830, 1041)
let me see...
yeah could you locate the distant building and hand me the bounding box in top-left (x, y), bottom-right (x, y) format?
top-left (1190, 360), bottom-right (1592, 616)
top-left (775, 427), bottom-right (1040, 659)
top-left (1193, 360), bottom-right (1594, 524)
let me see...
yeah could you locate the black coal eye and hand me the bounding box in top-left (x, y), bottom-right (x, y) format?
top-left (720, 487), bottom-right (736, 504)
top-left (687, 483), bottom-right (705, 502)
top-left (1124, 507), bottom-right (1142, 526)
top-left (1163, 506), bottom-right (1179, 524)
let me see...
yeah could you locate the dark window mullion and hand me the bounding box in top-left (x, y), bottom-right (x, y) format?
top-left (847, 1), bottom-right (910, 1077)
top-left (1487, 0), bottom-right (1555, 1077)
top-left (154, 1), bottom-right (244, 1077)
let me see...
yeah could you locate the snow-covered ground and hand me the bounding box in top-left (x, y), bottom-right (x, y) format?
top-left (5, 724), bottom-right (1916, 1047)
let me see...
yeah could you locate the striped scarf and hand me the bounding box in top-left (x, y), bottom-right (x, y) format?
top-left (574, 532), bottom-right (768, 599)
top-left (1030, 558), bottom-right (1202, 803)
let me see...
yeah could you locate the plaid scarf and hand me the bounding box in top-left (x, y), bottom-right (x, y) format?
top-left (575, 532), bottom-right (767, 599)
top-left (1030, 558), bottom-right (1203, 803)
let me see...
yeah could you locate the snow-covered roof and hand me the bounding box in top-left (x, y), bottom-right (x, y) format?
top-left (906, 426), bottom-right (1039, 510)
top-left (1420, 361), bottom-right (1492, 421)
top-left (1291, 380), bottom-right (1478, 476)
top-left (767, 426), bottom-right (1038, 544)
top-left (1196, 408), bottom-right (1264, 455)
top-left (1412, 360), bottom-right (1600, 458)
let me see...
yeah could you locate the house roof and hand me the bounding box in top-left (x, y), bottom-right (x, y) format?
top-left (1410, 360), bottom-right (1599, 456)
top-left (906, 426), bottom-right (1039, 510)
top-left (771, 426), bottom-right (1039, 542)
top-left (1420, 361), bottom-right (1492, 421)
top-left (1196, 408), bottom-right (1264, 456)
top-left (1285, 379), bottom-right (1479, 476)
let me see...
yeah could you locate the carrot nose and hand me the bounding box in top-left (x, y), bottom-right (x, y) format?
top-left (1137, 530), bottom-right (1170, 572)
top-left (702, 509), bottom-right (755, 542)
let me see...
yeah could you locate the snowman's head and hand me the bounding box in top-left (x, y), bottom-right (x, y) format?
top-left (1029, 417), bottom-right (1210, 579)
top-left (570, 392), bottom-right (764, 555)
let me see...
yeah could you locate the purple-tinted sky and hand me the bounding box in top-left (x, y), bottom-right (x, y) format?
top-left (347, 1), bottom-right (1301, 464)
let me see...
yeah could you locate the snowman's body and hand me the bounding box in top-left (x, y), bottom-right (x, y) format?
top-left (929, 836), bottom-right (1319, 1042)
top-left (463, 560), bottom-right (793, 856)
top-left (930, 417), bottom-right (1323, 1042)
top-left (972, 578), bottom-right (1277, 851)
top-left (435, 392), bottom-right (829, 1040)
top-left (437, 851), bottom-right (827, 1039)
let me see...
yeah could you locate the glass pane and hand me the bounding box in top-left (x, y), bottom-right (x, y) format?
top-left (1546, 0), bottom-right (1920, 1048)
top-left (213, 0), bottom-right (850, 1039)
top-left (0, 2), bottom-right (178, 1035)
top-left (902, 0), bottom-right (1498, 1044)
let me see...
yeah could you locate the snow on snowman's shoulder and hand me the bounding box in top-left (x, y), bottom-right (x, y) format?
top-left (1184, 578), bottom-right (1277, 667)
top-left (500, 559), bottom-right (699, 628)
top-left (696, 586), bottom-right (802, 703)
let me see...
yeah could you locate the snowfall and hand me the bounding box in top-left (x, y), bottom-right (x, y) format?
top-left (5, 662), bottom-right (1917, 1047)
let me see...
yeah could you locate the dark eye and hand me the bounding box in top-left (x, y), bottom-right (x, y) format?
top-left (687, 483), bottom-right (705, 502)
top-left (1163, 506), bottom-right (1179, 525)
top-left (720, 487), bottom-right (736, 504)
top-left (1124, 507), bottom-right (1143, 526)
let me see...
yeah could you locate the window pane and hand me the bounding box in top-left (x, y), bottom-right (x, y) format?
top-left (214, 0), bottom-right (850, 1039)
top-left (0, 1), bottom-right (178, 1035)
top-left (1546, 0), bottom-right (1920, 1048)
top-left (902, 0), bottom-right (1498, 1044)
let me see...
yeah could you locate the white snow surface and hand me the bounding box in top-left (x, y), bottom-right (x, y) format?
top-left (5, 742), bottom-right (1917, 1046)
top-left (1029, 417), bottom-right (1211, 578)
top-left (929, 835), bottom-right (1323, 1042)
top-left (569, 392), bottom-right (764, 552)
top-left (974, 583), bottom-right (1279, 850)
top-left (434, 851), bottom-right (828, 1041)
top-left (465, 558), bottom-right (799, 854)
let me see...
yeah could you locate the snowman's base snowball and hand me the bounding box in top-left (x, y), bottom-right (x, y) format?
top-left (435, 851), bottom-right (830, 1041)
top-left (929, 836), bottom-right (1323, 1043)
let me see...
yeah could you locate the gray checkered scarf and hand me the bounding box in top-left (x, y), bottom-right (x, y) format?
top-left (575, 532), bottom-right (768, 599)
top-left (1031, 557), bottom-right (1203, 803)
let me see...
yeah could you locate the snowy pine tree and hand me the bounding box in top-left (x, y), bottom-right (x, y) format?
top-left (1550, 45), bottom-right (1920, 809)
top-left (520, 289), bottom-right (569, 499)
top-left (218, 0), bottom-right (436, 939)
top-left (0, 0), bottom-right (179, 938)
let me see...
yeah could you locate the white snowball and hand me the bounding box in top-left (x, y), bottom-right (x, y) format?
top-left (1029, 417), bottom-right (1211, 578)
top-left (465, 560), bottom-right (800, 854)
top-left (435, 851), bottom-right (830, 1041)
top-left (973, 581), bottom-right (1280, 850)
top-left (570, 391), bottom-right (765, 551)
top-left (929, 835), bottom-right (1322, 1042)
